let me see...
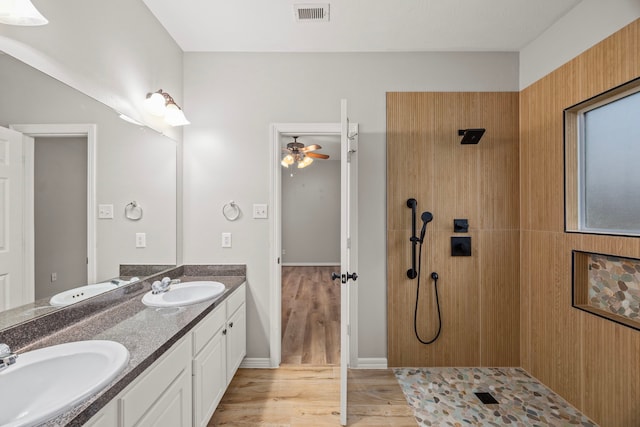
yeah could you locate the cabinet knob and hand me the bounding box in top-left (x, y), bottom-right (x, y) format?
top-left (222, 329), bottom-right (227, 335)
top-left (229, 322), bottom-right (234, 328)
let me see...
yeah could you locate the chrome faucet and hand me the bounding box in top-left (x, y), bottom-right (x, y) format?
top-left (0, 343), bottom-right (18, 370)
top-left (151, 277), bottom-right (172, 294)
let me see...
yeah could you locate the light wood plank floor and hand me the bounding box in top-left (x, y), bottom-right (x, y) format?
top-left (208, 367), bottom-right (417, 426)
top-left (281, 266), bottom-right (340, 366)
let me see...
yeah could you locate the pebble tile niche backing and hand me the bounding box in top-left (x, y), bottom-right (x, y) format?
top-left (573, 251), bottom-right (640, 329)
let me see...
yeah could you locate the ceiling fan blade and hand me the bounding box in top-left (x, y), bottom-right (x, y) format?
top-left (306, 152), bottom-right (329, 159)
top-left (301, 144), bottom-right (322, 152)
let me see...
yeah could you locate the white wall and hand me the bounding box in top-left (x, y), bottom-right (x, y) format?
top-left (0, 0), bottom-right (184, 140)
top-left (282, 160), bottom-right (340, 265)
top-left (182, 52), bottom-right (519, 359)
top-left (520, 0), bottom-right (640, 89)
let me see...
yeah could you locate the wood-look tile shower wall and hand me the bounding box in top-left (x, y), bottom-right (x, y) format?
top-left (387, 92), bottom-right (520, 367)
top-left (520, 20), bottom-right (640, 427)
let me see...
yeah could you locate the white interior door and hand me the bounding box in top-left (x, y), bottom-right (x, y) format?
top-left (0, 126), bottom-right (26, 310)
top-left (339, 99), bottom-right (358, 426)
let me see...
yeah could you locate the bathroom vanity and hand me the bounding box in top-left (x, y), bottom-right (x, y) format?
top-left (0, 265), bottom-right (246, 427)
top-left (85, 283), bottom-right (245, 427)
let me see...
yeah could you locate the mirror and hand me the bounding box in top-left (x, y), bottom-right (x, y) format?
top-left (0, 52), bottom-right (177, 330)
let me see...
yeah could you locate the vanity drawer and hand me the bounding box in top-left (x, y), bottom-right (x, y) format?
top-left (192, 303), bottom-right (226, 356)
top-left (226, 283), bottom-right (245, 316)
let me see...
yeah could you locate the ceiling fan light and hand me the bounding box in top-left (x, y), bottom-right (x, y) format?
top-left (298, 156), bottom-right (313, 168)
top-left (281, 154), bottom-right (295, 167)
top-left (0, 0), bottom-right (48, 26)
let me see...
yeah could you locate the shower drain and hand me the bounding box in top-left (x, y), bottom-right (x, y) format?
top-left (474, 392), bottom-right (499, 405)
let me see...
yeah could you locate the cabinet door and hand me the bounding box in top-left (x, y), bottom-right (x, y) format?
top-left (83, 399), bottom-right (118, 427)
top-left (226, 303), bottom-right (246, 385)
top-left (120, 336), bottom-right (192, 427)
top-left (134, 368), bottom-right (191, 427)
top-left (193, 327), bottom-right (226, 427)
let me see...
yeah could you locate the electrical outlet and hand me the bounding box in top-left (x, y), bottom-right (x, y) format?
top-left (98, 204), bottom-right (114, 219)
top-left (51, 272), bottom-right (57, 282)
top-left (221, 232), bottom-right (232, 248)
top-left (253, 204), bottom-right (268, 219)
top-left (136, 233), bottom-right (146, 248)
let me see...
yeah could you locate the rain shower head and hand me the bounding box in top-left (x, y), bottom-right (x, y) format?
top-left (458, 128), bottom-right (485, 144)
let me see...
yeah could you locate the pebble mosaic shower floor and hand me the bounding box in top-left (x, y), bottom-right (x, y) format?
top-left (394, 367), bottom-right (598, 426)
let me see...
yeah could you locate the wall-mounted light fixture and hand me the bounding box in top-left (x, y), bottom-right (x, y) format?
top-left (144, 89), bottom-right (190, 126)
top-left (0, 0), bottom-right (48, 25)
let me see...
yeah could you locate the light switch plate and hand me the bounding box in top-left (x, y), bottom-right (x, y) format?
top-left (98, 204), bottom-right (114, 219)
top-left (253, 204), bottom-right (268, 219)
top-left (221, 232), bottom-right (232, 248)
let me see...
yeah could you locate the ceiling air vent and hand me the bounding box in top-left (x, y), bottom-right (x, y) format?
top-left (294, 4), bottom-right (330, 22)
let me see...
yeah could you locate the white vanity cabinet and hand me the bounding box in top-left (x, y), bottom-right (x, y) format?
top-left (192, 283), bottom-right (246, 427)
top-left (81, 283), bottom-right (246, 427)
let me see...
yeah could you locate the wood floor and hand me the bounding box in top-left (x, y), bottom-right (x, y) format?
top-left (281, 266), bottom-right (340, 366)
top-left (208, 367), bottom-right (417, 426)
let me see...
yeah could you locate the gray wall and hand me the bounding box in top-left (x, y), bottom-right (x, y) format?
top-left (0, 54), bottom-right (177, 282)
top-left (519, 0), bottom-right (640, 89)
top-left (0, 0), bottom-right (184, 140)
top-left (282, 160), bottom-right (340, 265)
top-left (182, 51), bottom-right (520, 360)
top-left (34, 137), bottom-right (87, 299)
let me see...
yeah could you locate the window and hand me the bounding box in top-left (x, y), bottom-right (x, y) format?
top-left (564, 78), bottom-right (640, 236)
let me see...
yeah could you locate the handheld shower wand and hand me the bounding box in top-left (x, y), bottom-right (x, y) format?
top-left (406, 199), bottom-right (441, 345)
top-left (419, 211), bottom-right (433, 243)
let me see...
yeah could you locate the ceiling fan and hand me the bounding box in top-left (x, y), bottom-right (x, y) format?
top-left (281, 136), bottom-right (329, 168)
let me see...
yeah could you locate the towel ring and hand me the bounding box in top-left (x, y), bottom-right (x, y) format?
top-left (222, 200), bottom-right (240, 221)
top-left (125, 201), bottom-right (143, 221)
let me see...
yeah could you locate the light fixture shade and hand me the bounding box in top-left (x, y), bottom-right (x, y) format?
top-left (281, 154), bottom-right (294, 167)
top-left (164, 102), bottom-right (190, 126)
top-left (298, 156), bottom-right (313, 168)
top-left (144, 91), bottom-right (167, 117)
top-left (0, 0), bottom-right (48, 25)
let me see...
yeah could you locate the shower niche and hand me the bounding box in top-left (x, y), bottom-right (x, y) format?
top-left (572, 250), bottom-right (640, 331)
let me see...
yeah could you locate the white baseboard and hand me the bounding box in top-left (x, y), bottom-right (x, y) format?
top-left (355, 358), bottom-right (388, 369)
top-left (239, 357), bottom-right (273, 368)
top-left (240, 357), bottom-right (387, 369)
top-left (282, 262), bottom-right (340, 267)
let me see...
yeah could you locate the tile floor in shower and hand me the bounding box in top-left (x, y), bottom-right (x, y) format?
top-left (394, 367), bottom-right (598, 426)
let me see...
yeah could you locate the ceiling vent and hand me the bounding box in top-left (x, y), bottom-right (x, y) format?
top-left (294, 4), bottom-right (330, 22)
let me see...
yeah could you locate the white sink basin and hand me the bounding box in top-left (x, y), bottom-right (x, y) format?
top-left (49, 278), bottom-right (139, 307)
top-left (49, 283), bottom-right (117, 307)
top-left (142, 281), bottom-right (226, 308)
top-left (0, 340), bottom-right (129, 427)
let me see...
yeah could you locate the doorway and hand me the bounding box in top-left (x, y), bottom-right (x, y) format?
top-left (269, 120), bottom-right (358, 369)
top-left (280, 133), bottom-right (341, 365)
top-left (33, 136), bottom-right (88, 299)
top-left (10, 124), bottom-right (96, 299)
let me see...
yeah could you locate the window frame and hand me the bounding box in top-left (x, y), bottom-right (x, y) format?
top-left (564, 77), bottom-right (640, 237)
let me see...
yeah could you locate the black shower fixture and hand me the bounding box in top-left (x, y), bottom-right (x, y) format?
top-left (458, 128), bottom-right (486, 144)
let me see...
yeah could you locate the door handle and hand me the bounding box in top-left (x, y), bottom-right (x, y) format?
top-left (331, 272), bottom-right (358, 283)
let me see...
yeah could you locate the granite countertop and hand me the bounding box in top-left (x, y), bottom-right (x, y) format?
top-left (1, 265), bottom-right (246, 427)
